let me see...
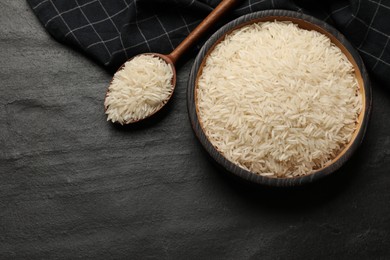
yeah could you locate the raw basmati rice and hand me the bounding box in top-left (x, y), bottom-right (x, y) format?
top-left (105, 54), bottom-right (174, 124)
top-left (196, 21), bottom-right (362, 178)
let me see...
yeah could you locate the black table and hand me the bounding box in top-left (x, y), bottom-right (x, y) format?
top-left (1, 1), bottom-right (390, 259)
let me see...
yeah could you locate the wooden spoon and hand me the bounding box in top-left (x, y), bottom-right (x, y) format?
top-left (105, 0), bottom-right (241, 124)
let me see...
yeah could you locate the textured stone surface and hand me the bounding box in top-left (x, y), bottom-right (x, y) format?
top-left (1, 1), bottom-right (390, 259)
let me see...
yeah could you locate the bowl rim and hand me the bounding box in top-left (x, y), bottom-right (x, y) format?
top-left (187, 9), bottom-right (372, 187)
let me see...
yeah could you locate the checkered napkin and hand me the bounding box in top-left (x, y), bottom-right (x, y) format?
top-left (28, 0), bottom-right (389, 85)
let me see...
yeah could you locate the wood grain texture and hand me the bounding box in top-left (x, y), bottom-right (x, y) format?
top-left (187, 10), bottom-right (372, 187)
top-left (1, 3), bottom-right (390, 259)
top-left (167, 0), bottom-right (241, 64)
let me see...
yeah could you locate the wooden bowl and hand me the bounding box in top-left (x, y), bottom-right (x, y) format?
top-left (187, 10), bottom-right (372, 187)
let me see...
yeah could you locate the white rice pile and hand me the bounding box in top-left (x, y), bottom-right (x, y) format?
top-left (196, 21), bottom-right (362, 178)
top-left (105, 54), bottom-right (174, 124)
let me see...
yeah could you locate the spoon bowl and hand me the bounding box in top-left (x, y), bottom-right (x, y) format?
top-left (105, 53), bottom-right (176, 124)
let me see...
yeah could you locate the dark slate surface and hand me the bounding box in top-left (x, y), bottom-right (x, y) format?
top-left (1, 1), bottom-right (390, 259)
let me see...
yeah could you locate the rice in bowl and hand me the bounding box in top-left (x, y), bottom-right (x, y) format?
top-left (196, 21), bottom-right (363, 178)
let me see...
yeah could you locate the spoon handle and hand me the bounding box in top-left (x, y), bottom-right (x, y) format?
top-left (166, 0), bottom-right (241, 65)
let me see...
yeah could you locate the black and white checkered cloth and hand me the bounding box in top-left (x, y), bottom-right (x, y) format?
top-left (28, 0), bottom-right (389, 84)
